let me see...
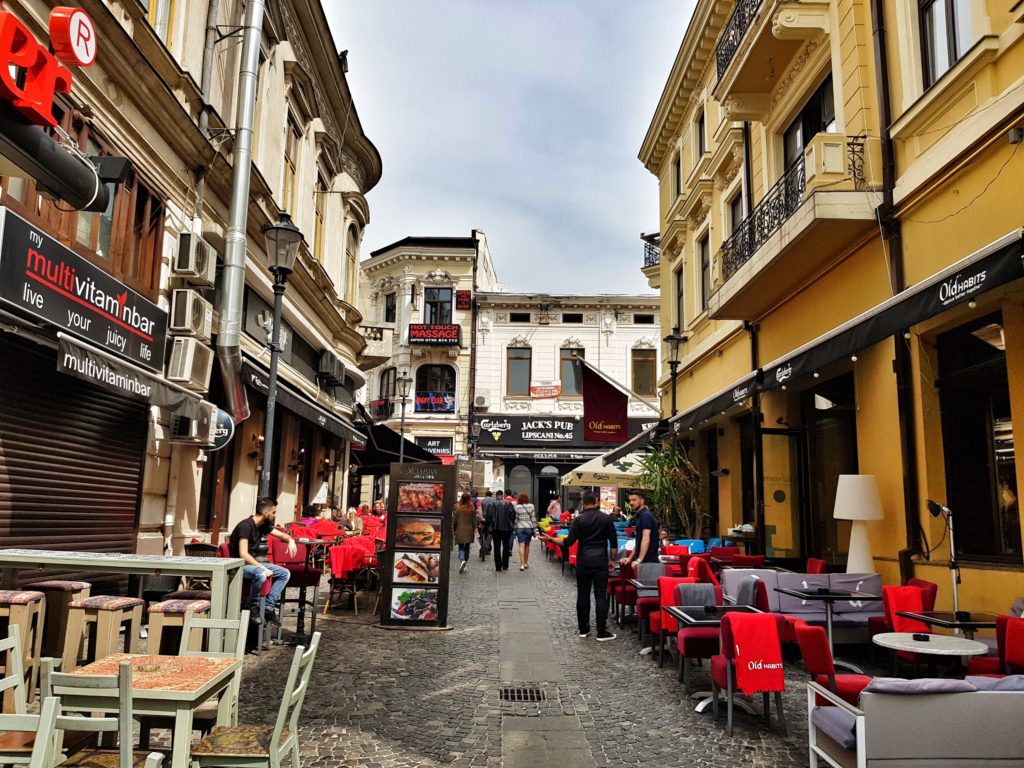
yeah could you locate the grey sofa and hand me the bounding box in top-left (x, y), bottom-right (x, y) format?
top-left (807, 680), bottom-right (1024, 767)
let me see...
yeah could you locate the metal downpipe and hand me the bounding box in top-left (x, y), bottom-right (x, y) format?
top-left (216, 0), bottom-right (268, 424)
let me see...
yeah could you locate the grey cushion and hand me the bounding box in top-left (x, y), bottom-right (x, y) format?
top-left (829, 573), bottom-right (882, 614)
top-left (733, 576), bottom-right (760, 607)
top-left (864, 677), bottom-right (977, 694)
top-left (721, 569), bottom-right (781, 611)
top-left (831, 611), bottom-right (885, 627)
top-left (676, 582), bottom-right (716, 606)
top-left (967, 675), bottom-right (1024, 691)
top-left (636, 563), bottom-right (667, 582)
top-left (1011, 597), bottom-right (1024, 617)
top-left (811, 706), bottom-right (857, 751)
top-left (776, 572), bottom-right (830, 613)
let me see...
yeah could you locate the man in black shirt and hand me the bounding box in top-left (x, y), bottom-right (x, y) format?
top-left (483, 489), bottom-right (515, 572)
top-left (228, 497), bottom-right (296, 622)
top-left (620, 490), bottom-right (659, 569)
top-left (560, 490), bottom-right (618, 640)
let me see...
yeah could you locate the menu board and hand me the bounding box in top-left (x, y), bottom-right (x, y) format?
top-left (380, 463), bottom-right (456, 627)
top-left (600, 486), bottom-right (617, 514)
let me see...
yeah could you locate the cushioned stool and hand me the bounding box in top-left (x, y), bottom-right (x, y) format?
top-left (62, 595), bottom-right (144, 673)
top-left (0, 590), bottom-right (45, 711)
top-left (160, 589), bottom-right (213, 601)
top-left (147, 599), bottom-right (211, 654)
top-left (24, 580), bottom-right (90, 659)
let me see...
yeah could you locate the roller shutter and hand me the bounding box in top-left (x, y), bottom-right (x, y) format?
top-left (0, 337), bottom-right (147, 581)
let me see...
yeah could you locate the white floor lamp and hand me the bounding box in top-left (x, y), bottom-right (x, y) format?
top-left (833, 475), bottom-right (884, 574)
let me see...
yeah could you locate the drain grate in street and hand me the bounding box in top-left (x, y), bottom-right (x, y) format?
top-left (499, 686), bottom-right (546, 702)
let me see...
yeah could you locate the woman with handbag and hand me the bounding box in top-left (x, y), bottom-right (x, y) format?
top-left (513, 492), bottom-right (537, 571)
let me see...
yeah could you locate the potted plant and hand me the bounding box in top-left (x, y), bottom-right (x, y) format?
top-left (636, 441), bottom-right (704, 538)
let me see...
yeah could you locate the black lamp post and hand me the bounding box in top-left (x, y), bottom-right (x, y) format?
top-left (663, 326), bottom-right (686, 417)
top-left (396, 370), bottom-right (413, 464)
top-left (258, 212), bottom-right (303, 498)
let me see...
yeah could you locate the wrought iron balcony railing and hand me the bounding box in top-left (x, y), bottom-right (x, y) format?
top-left (643, 241), bottom-right (661, 268)
top-left (720, 154), bottom-right (806, 280)
top-left (716, 0), bottom-right (766, 79)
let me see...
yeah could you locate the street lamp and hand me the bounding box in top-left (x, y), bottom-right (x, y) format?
top-left (663, 326), bottom-right (686, 417)
top-left (258, 212), bottom-right (303, 497)
top-left (396, 370), bottom-right (413, 464)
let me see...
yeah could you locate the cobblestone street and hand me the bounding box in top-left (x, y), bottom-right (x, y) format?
top-left (237, 544), bottom-right (818, 768)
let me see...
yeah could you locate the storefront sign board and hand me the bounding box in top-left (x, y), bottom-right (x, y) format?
top-left (408, 323), bottom-right (461, 345)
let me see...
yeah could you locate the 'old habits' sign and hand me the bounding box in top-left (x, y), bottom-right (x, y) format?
top-left (408, 323), bottom-right (461, 345)
top-left (0, 207), bottom-right (167, 372)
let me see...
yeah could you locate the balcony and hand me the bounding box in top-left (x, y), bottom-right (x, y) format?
top-left (357, 324), bottom-right (394, 370)
top-left (643, 241), bottom-right (661, 269)
top-left (709, 133), bottom-right (879, 320)
top-left (641, 235), bottom-right (661, 289)
top-left (713, 0), bottom-right (831, 120)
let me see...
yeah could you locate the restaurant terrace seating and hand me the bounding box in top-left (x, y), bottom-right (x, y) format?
top-left (795, 622), bottom-right (871, 706)
top-left (0, 694), bottom-right (59, 768)
top-left (711, 612), bottom-right (787, 737)
top-left (62, 594), bottom-right (145, 673)
top-left (967, 613), bottom-right (1011, 675)
top-left (146, 599), bottom-right (212, 655)
top-left (673, 582), bottom-right (722, 692)
top-left (0, 590), bottom-right (45, 702)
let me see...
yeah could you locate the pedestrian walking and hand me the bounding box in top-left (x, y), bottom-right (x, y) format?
top-left (484, 488), bottom-right (515, 571)
top-left (513, 492), bottom-right (536, 571)
top-left (546, 493), bottom-right (561, 521)
top-left (557, 490), bottom-right (618, 640)
top-left (453, 493), bottom-right (477, 574)
top-left (477, 490), bottom-right (496, 561)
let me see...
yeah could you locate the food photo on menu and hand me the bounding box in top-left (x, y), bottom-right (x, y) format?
top-left (392, 551), bottom-right (441, 584)
top-left (396, 482), bottom-right (445, 514)
top-left (390, 587), bottom-right (439, 621)
top-left (394, 516), bottom-right (443, 549)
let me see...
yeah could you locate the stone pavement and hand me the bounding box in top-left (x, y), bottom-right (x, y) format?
top-left (233, 544), bottom-right (823, 767)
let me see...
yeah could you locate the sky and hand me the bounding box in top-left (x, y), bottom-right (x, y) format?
top-left (324, 1), bottom-right (697, 295)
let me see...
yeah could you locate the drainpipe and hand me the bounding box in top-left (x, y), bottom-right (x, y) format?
top-left (163, 444), bottom-right (182, 554)
top-left (745, 321), bottom-right (764, 550)
top-left (742, 121), bottom-right (754, 217)
top-left (871, 0), bottom-right (920, 582)
top-left (467, 230), bottom-right (481, 461)
top-left (215, 0), bottom-right (268, 424)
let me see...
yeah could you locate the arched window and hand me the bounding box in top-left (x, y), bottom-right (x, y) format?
top-left (414, 365), bottom-right (457, 413)
top-left (379, 367), bottom-right (396, 400)
top-left (508, 466), bottom-right (532, 500)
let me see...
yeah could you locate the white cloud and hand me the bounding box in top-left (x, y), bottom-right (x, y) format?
top-left (325, 1), bottom-right (696, 294)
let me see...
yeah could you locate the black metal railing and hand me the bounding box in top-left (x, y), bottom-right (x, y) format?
top-left (720, 154), bottom-right (806, 280)
top-left (643, 241), bottom-right (661, 268)
top-left (716, 0), bottom-right (766, 79)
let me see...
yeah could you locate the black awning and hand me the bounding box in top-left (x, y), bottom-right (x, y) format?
top-left (241, 360), bottom-right (365, 447)
top-left (600, 419), bottom-right (669, 465)
top-left (350, 423), bottom-right (440, 473)
top-left (760, 231), bottom-right (1024, 391)
top-left (57, 334), bottom-right (204, 419)
top-left (668, 370), bottom-right (760, 433)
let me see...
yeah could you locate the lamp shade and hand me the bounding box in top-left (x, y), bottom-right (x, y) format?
top-left (833, 474), bottom-right (884, 521)
top-left (396, 370), bottom-right (413, 398)
top-left (262, 211), bottom-right (303, 274)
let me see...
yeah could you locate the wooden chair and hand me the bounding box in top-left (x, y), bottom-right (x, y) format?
top-left (0, 590), bottom-right (45, 705)
top-left (191, 632), bottom-right (321, 768)
top-left (138, 609), bottom-right (250, 748)
top-left (40, 658), bottom-right (165, 767)
top-left (0, 695), bottom-right (59, 768)
top-left (62, 595), bottom-right (144, 673)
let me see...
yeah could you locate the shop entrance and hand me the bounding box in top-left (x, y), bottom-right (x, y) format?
top-left (536, 466), bottom-right (559, 520)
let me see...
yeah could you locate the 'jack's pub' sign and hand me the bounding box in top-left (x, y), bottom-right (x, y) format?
top-left (0, 208), bottom-right (168, 372)
top-left (408, 323), bottom-right (461, 345)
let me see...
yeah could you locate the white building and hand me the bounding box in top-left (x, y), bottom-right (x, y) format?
top-left (473, 294), bottom-right (661, 507)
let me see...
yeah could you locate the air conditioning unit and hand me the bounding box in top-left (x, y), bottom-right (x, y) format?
top-left (170, 289), bottom-right (213, 342)
top-left (474, 394), bottom-right (490, 410)
top-left (169, 401), bottom-right (217, 445)
top-left (174, 232), bottom-right (217, 287)
top-left (167, 337), bottom-right (214, 391)
top-left (317, 350), bottom-right (346, 385)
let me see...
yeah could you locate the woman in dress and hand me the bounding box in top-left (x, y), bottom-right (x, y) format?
top-left (513, 492), bottom-right (537, 571)
top-left (453, 493), bottom-right (477, 574)
top-left (546, 492), bottom-right (561, 521)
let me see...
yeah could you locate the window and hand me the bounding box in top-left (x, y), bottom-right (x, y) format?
top-left (313, 175), bottom-right (326, 263)
top-left (560, 347), bottom-right (584, 396)
top-left (510, 312), bottom-right (531, 323)
top-left (148, 0), bottom-right (175, 43)
top-left (696, 109), bottom-right (706, 157)
top-left (424, 287), bottom-right (453, 324)
top-left (783, 74), bottom-right (835, 167)
top-left (634, 314), bottom-right (656, 325)
top-left (675, 268), bottom-right (685, 329)
top-left (938, 313), bottom-right (1020, 563)
top-left (729, 193), bottom-right (744, 234)
top-left (283, 118), bottom-right (300, 213)
top-left (506, 348), bottom-right (531, 396)
top-left (562, 312), bottom-right (583, 323)
top-left (699, 235), bottom-right (710, 311)
top-left (920, 0), bottom-right (973, 87)
top-left (415, 364), bottom-right (457, 413)
top-left (384, 293), bottom-right (396, 324)
top-left (632, 349), bottom-right (657, 397)
top-left (672, 154), bottom-right (682, 197)
top-left (379, 367), bottom-right (396, 400)
top-left (345, 226), bottom-right (358, 304)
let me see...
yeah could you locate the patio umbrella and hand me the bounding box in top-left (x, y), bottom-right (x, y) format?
top-left (561, 452), bottom-right (652, 489)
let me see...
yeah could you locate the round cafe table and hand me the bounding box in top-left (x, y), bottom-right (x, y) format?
top-left (872, 632), bottom-right (988, 657)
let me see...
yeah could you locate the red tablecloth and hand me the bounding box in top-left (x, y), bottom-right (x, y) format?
top-left (328, 536), bottom-right (377, 579)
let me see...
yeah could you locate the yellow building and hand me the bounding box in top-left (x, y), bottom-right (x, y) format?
top-left (638, 0), bottom-right (1024, 610)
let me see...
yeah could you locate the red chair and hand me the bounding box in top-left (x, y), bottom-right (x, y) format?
top-left (661, 545), bottom-right (690, 557)
top-left (806, 558), bottom-right (827, 574)
top-left (795, 623), bottom-right (871, 706)
top-left (967, 614), bottom-right (1011, 675)
top-left (732, 554), bottom-right (765, 568)
top-left (268, 536), bottom-right (321, 641)
top-left (1005, 617), bottom-right (1024, 674)
top-left (567, 542), bottom-right (579, 573)
top-left (687, 557), bottom-right (720, 588)
top-left (709, 546), bottom-right (740, 560)
top-left (869, 577), bottom-right (937, 639)
top-left (882, 585), bottom-right (929, 672)
top-left (615, 562), bottom-right (637, 627)
top-left (674, 582), bottom-right (724, 691)
top-left (711, 612), bottom-right (787, 736)
top-left (646, 576), bottom-right (695, 664)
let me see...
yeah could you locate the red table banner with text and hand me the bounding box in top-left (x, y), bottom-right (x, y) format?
top-left (580, 363), bottom-right (627, 443)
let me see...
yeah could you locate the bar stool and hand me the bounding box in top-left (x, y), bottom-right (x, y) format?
top-left (62, 595), bottom-right (144, 673)
top-left (147, 599), bottom-right (211, 654)
top-left (24, 580), bottom-right (90, 659)
top-left (0, 590), bottom-right (45, 708)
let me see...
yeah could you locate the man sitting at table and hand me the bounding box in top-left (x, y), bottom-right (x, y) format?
top-left (229, 497), bottom-right (296, 623)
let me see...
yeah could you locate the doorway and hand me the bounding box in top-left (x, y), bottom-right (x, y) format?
top-left (536, 466), bottom-right (559, 521)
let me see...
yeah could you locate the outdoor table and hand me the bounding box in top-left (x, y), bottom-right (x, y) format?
top-left (665, 604), bottom-right (762, 712)
top-left (293, 538), bottom-right (335, 637)
top-left (723, 533), bottom-right (758, 554)
top-left (0, 548), bottom-right (243, 648)
top-left (618, 579), bottom-right (657, 626)
top-left (894, 610), bottom-right (999, 640)
top-left (873, 631), bottom-right (988, 675)
top-left (775, 586), bottom-right (880, 674)
top-left (71, 653), bottom-right (240, 767)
